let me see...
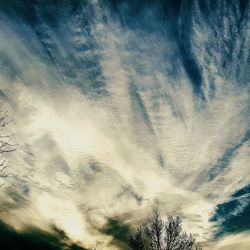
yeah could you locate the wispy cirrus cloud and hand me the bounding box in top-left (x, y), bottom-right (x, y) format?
top-left (0, 0), bottom-right (249, 249)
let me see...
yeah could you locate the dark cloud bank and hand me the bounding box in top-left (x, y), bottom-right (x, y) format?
top-left (0, 220), bottom-right (87, 250)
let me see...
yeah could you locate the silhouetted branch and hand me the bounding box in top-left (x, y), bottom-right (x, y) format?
top-left (129, 212), bottom-right (202, 250)
top-left (0, 104), bottom-right (16, 179)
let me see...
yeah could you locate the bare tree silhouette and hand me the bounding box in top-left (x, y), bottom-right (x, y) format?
top-left (0, 106), bottom-right (16, 182)
top-left (129, 212), bottom-right (202, 250)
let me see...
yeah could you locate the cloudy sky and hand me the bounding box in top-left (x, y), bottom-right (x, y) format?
top-left (0, 0), bottom-right (249, 249)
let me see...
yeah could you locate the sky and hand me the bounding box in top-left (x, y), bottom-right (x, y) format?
top-left (0, 0), bottom-right (249, 249)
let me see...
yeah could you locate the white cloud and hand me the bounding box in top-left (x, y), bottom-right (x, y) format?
top-left (0, 1), bottom-right (249, 248)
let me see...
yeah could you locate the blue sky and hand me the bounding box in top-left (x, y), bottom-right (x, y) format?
top-left (0, 0), bottom-right (249, 249)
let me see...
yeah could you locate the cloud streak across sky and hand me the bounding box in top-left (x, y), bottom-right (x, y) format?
top-left (0, 0), bottom-right (249, 249)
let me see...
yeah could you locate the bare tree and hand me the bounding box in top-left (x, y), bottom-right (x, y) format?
top-left (144, 212), bottom-right (164, 250)
top-left (0, 107), bottom-right (16, 181)
top-left (93, 241), bottom-right (104, 250)
top-left (129, 226), bottom-right (146, 250)
top-left (129, 212), bottom-right (202, 250)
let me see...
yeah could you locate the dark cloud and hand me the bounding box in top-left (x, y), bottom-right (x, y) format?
top-left (0, 220), bottom-right (87, 250)
top-left (102, 218), bottom-right (133, 250)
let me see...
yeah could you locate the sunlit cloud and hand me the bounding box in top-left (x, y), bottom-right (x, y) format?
top-left (0, 0), bottom-right (249, 249)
